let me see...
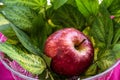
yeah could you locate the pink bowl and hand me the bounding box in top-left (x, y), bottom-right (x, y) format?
top-left (0, 55), bottom-right (120, 80)
top-left (0, 57), bottom-right (38, 80)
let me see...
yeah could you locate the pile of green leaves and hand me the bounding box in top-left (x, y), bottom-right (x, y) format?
top-left (0, 0), bottom-right (120, 79)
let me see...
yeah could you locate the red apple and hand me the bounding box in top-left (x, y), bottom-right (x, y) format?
top-left (44, 28), bottom-right (94, 76)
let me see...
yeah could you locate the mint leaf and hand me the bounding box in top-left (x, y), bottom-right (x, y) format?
top-left (99, 6), bottom-right (113, 48)
top-left (52, 0), bottom-right (68, 9)
top-left (0, 43), bottom-right (46, 74)
top-left (0, 14), bottom-right (18, 44)
top-left (31, 14), bottom-right (50, 51)
top-left (91, 6), bottom-right (113, 49)
top-left (101, 0), bottom-right (114, 8)
top-left (96, 50), bottom-right (116, 73)
top-left (75, 0), bottom-right (99, 18)
top-left (1, 6), bottom-right (35, 32)
top-left (3, 0), bottom-right (48, 13)
top-left (91, 17), bottom-right (105, 43)
top-left (112, 28), bottom-right (120, 44)
top-left (97, 58), bottom-right (115, 73)
top-left (109, 0), bottom-right (120, 23)
top-left (84, 63), bottom-right (97, 76)
top-left (11, 24), bottom-right (41, 55)
top-left (112, 44), bottom-right (120, 59)
top-left (66, 0), bottom-right (76, 7)
top-left (0, 15), bottom-right (15, 38)
top-left (50, 4), bottom-right (85, 30)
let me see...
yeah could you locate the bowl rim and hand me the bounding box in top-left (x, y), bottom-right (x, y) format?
top-left (82, 60), bottom-right (120, 80)
top-left (0, 57), bottom-right (38, 80)
top-left (0, 56), bottom-right (120, 80)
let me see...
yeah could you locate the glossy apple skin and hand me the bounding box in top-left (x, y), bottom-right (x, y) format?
top-left (44, 28), bottom-right (94, 76)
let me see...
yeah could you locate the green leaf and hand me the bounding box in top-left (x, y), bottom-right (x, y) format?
top-left (52, 0), bottom-right (68, 9)
top-left (66, 0), bottom-right (76, 7)
top-left (0, 43), bottom-right (46, 74)
top-left (75, 0), bottom-right (99, 17)
top-left (100, 6), bottom-right (113, 48)
top-left (50, 4), bottom-right (85, 30)
top-left (84, 63), bottom-right (97, 76)
top-left (109, 0), bottom-right (120, 11)
top-left (101, 0), bottom-right (114, 8)
top-left (91, 6), bottom-right (113, 48)
top-left (3, 0), bottom-right (48, 13)
top-left (109, 0), bottom-right (120, 19)
top-left (0, 14), bottom-right (13, 36)
top-left (112, 44), bottom-right (120, 59)
top-left (38, 69), bottom-right (55, 80)
top-left (96, 50), bottom-right (116, 72)
top-left (1, 6), bottom-right (35, 32)
top-left (98, 49), bottom-right (114, 59)
top-left (91, 17), bottom-right (105, 43)
top-left (97, 58), bottom-right (115, 73)
top-left (11, 24), bottom-right (41, 55)
top-left (112, 28), bottom-right (120, 44)
top-left (32, 0), bottom-right (47, 11)
top-left (0, 14), bottom-right (18, 44)
top-left (31, 14), bottom-right (49, 51)
top-left (0, 23), bottom-right (19, 44)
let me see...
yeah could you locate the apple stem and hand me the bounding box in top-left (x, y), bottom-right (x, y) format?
top-left (75, 39), bottom-right (86, 50)
top-left (79, 39), bottom-right (86, 45)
